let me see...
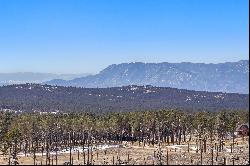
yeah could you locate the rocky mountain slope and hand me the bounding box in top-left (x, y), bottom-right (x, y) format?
top-left (46, 60), bottom-right (249, 94)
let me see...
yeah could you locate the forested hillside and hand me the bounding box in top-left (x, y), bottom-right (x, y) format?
top-left (0, 84), bottom-right (248, 113)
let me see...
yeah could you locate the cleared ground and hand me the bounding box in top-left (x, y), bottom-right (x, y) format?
top-left (0, 137), bottom-right (249, 165)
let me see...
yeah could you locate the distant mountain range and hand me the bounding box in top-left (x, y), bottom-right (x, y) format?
top-left (46, 60), bottom-right (249, 94)
top-left (0, 84), bottom-right (248, 112)
top-left (0, 72), bottom-right (90, 85)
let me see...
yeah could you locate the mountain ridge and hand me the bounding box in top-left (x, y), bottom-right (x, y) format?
top-left (46, 60), bottom-right (249, 94)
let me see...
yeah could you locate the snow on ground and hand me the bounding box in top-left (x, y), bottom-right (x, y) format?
top-left (16, 144), bottom-right (122, 157)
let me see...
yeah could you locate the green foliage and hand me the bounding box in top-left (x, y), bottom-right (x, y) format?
top-left (0, 109), bottom-right (248, 149)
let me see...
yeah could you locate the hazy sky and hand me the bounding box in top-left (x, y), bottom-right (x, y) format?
top-left (0, 0), bottom-right (249, 74)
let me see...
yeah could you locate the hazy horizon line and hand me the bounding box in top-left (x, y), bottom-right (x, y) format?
top-left (1, 59), bottom-right (248, 75)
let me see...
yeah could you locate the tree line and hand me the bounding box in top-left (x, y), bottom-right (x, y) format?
top-left (0, 109), bottom-right (248, 156)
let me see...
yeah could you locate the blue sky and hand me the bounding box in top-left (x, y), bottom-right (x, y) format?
top-left (0, 0), bottom-right (249, 74)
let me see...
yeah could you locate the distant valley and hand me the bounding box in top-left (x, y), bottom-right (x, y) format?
top-left (46, 60), bottom-right (249, 94)
top-left (0, 72), bottom-right (91, 85)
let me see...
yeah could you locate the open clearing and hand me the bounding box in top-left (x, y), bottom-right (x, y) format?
top-left (0, 137), bottom-right (248, 165)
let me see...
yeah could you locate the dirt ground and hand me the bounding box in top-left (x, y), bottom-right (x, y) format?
top-left (0, 137), bottom-right (249, 165)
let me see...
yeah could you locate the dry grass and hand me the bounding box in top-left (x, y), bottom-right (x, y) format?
top-left (0, 137), bottom-right (248, 165)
